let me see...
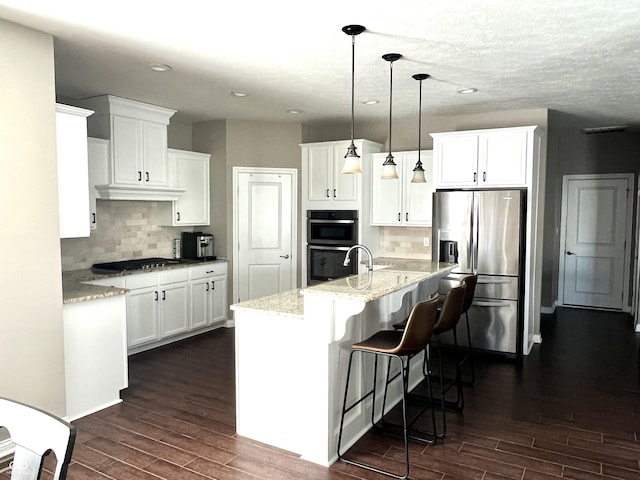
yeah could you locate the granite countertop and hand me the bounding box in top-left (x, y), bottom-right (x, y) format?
top-left (62, 274), bottom-right (128, 304)
top-left (230, 258), bottom-right (456, 317)
top-left (62, 258), bottom-right (227, 304)
top-left (230, 289), bottom-right (304, 319)
top-left (301, 259), bottom-right (455, 302)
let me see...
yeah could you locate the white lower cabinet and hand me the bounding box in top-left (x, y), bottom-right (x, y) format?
top-left (120, 262), bottom-right (227, 354)
top-left (189, 262), bottom-right (228, 329)
top-left (125, 272), bottom-right (161, 348)
top-left (157, 271), bottom-right (189, 337)
top-left (63, 295), bottom-right (128, 420)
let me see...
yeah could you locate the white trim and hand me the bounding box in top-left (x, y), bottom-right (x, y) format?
top-left (540, 301), bottom-right (557, 314)
top-left (557, 173), bottom-right (634, 310)
top-left (232, 167), bottom-right (298, 305)
top-left (532, 333), bottom-right (542, 344)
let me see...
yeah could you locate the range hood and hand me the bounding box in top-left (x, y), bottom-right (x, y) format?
top-left (95, 184), bottom-right (185, 201)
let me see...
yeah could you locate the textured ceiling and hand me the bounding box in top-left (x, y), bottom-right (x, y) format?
top-left (1, 0), bottom-right (640, 128)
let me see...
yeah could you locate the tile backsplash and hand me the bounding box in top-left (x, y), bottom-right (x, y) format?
top-left (60, 200), bottom-right (189, 271)
top-left (378, 226), bottom-right (433, 259)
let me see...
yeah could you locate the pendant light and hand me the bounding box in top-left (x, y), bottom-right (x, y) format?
top-left (411, 73), bottom-right (430, 183)
top-left (341, 25), bottom-right (366, 174)
top-left (381, 53), bottom-right (402, 179)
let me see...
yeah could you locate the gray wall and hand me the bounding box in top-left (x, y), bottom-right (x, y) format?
top-left (0, 20), bottom-right (67, 416)
top-left (544, 111), bottom-right (640, 308)
top-left (193, 120), bottom-right (303, 305)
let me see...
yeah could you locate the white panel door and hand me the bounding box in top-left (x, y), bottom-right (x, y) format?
top-left (562, 176), bottom-right (630, 309)
top-left (237, 172), bottom-right (294, 302)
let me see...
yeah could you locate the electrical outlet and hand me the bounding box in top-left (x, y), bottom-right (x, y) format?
top-left (423, 237), bottom-right (430, 247)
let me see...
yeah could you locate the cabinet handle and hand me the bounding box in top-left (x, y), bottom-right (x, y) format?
top-left (333, 189), bottom-right (337, 198)
top-left (155, 291), bottom-right (158, 301)
top-left (483, 171), bottom-right (486, 182)
top-left (145, 172), bottom-right (150, 182)
top-left (91, 213), bottom-right (96, 224)
top-left (326, 189), bottom-right (330, 198)
top-left (473, 172), bottom-right (477, 182)
top-left (177, 212), bottom-right (181, 222)
top-left (211, 281), bottom-right (215, 290)
top-left (138, 171), bottom-right (142, 182)
top-left (162, 290), bottom-right (166, 300)
top-left (406, 212), bottom-right (409, 222)
top-left (398, 213), bottom-right (401, 222)
top-left (280, 254), bottom-right (290, 259)
top-left (206, 282), bottom-right (209, 291)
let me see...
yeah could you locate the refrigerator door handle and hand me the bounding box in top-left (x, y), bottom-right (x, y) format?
top-left (472, 193), bottom-right (479, 271)
top-left (478, 278), bottom-right (513, 285)
top-left (473, 300), bottom-right (513, 308)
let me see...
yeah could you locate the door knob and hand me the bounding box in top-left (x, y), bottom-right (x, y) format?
top-left (566, 251), bottom-right (575, 255)
top-left (280, 254), bottom-right (290, 259)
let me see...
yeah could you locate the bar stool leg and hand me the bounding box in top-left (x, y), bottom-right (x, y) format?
top-left (337, 351), bottom-right (411, 479)
top-left (463, 311), bottom-right (476, 385)
top-left (452, 328), bottom-right (465, 411)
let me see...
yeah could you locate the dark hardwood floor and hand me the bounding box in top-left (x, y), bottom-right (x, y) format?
top-left (37, 308), bottom-right (640, 479)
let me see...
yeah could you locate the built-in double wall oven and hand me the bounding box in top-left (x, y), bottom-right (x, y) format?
top-left (306, 210), bottom-right (359, 285)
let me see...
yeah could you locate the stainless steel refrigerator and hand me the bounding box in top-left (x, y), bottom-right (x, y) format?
top-left (432, 189), bottom-right (526, 356)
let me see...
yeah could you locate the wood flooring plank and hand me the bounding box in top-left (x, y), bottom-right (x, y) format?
top-left (62, 311), bottom-right (640, 480)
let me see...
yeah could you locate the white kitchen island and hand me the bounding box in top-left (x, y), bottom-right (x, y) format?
top-left (231, 259), bottom-right (455, 466)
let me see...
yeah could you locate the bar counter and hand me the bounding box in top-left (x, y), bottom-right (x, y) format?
top-left (231, 259), bottom-right (455, 466)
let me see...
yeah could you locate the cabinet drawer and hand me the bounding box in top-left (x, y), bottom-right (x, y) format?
top-left (125, 272), bottom-right (158, 289)
top-left (189, 262), bottom-right (228, 279)
top-left (158, 268), bottom-right (189, 284)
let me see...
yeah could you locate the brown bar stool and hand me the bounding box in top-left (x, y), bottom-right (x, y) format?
top-left (458, 273), bottom-right (478, 385)
top-left (392, 280), bottom-right (468, 416)
top-left (337, 296), bottom-right (439, 480)
top-left (431, 280), bottom-right (467, 415)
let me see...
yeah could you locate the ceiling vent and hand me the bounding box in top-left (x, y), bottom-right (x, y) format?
top-left (581, 125), bottom-right (627, 134)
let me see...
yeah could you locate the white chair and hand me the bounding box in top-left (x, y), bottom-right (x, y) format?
top-left (0, 397), bottom-right (76, 480)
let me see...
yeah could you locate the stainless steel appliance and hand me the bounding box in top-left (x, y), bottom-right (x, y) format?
top-left (307, 210), bottom-right (358, 285)
top-left (432, 189), bottom-right (526, 356)
top-left (181, 232), bottom-right (215, 260)
top-left (91, 257), bottom-right (180, 273)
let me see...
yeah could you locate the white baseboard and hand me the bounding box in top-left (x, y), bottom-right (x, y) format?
top-left (540, 301), bottom-right (557, 315)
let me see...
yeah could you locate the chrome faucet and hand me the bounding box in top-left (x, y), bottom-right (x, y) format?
top-left (343, 244), bottom-right (374, 272)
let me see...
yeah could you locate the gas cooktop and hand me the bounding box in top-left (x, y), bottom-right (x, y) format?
top-left (91, 257), bottom-right (180, 274)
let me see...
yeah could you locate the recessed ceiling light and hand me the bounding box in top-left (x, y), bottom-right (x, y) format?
top-left (148, 63), bottom-right (172, 72)
top-left (362, 99), bottom-right (379, 105)
top-left (287, 109), bottom-right (303, 114)
top-left (457, 88), bottom-right (477, 94)
top-left (231, 91), bottom-right (249, 97)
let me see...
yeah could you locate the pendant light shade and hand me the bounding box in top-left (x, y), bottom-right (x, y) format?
top-left (381, 53), bottom-right (401, 179)
top-left (411, 73), bottom-right (430, 183)
top-left (341, 25), bottom-right (366, 174)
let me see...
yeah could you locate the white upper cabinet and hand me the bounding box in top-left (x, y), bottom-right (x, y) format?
top-left (371, 150), bottom-right (434, 226)
top-left (56, 103), bottom-right (93, 238)
top-left (158, 149), bottom-right (211, 226)
top-left (432, 126), bottom-right (538, 189)
top-left (305, 141), bottom-right (356, 202)
top-left (87, 137), bottom-right (109, 230)
top-left (301, 139), bottom-right (383, 209)
top-left (83, 95), bottom-right (181, 200)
